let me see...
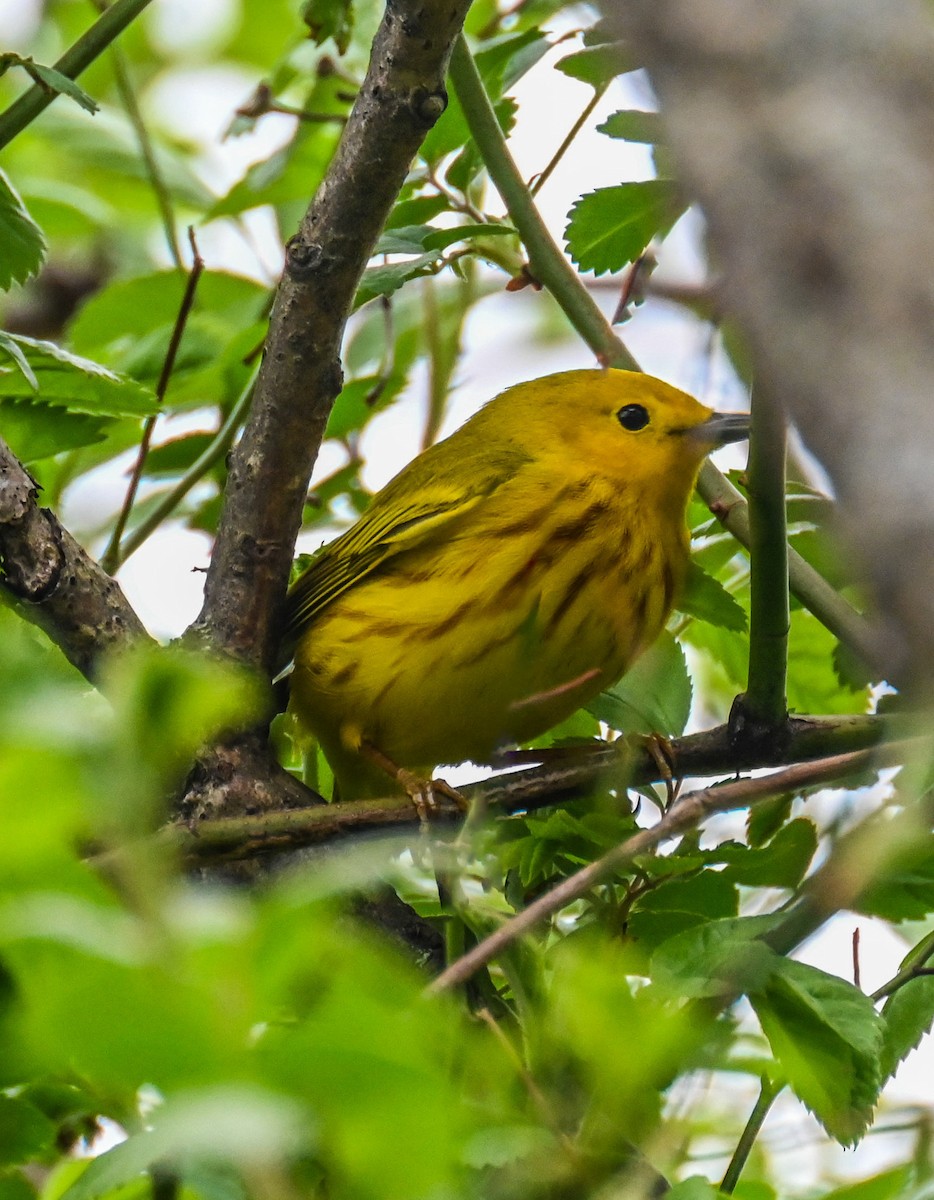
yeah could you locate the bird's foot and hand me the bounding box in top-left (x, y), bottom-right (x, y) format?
top-left (395, 768), bottom-right (469, 828)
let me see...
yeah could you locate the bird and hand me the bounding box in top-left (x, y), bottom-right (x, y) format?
top-left (281, 368), bottom-right (748, 808)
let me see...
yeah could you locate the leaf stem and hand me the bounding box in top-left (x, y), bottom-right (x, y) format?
top-left (105, 38), bottom-right (183, 267)
top-left (530, 83), bottom-right (607, 198)
top-left (743, 385), bottom-right (790, 725)
top-left (720, 1077), bottom-right (781, 1194)
top-left (0, 0), bottom-right (156, 150)
top-left (102, 231), bottom-right (204, 573)
top-left (448, 36), bottom-right (637, 369)
top-left (113, 365), bottom-right (258, 568)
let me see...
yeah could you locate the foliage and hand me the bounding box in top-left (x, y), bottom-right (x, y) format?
top-left (0, 3), bottom-right (930, 1200)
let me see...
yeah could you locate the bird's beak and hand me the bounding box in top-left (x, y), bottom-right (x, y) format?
top-left (687, 411), bottom-right (750, 447)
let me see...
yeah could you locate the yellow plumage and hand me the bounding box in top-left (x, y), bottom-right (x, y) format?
top-left (282, 369), bottom-right (747, 800)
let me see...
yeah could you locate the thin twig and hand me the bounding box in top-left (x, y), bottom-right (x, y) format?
top-left (102, 228), bottom-right (204, 574)
top-left (427, 741), bottom-right (912, 996)
top-left (104, 33), bottom-right (182, 266)
top-left (0, 0), bottom-right (156, 149)
top-left (448, 36), bottom-right (637, 369)
top-left (114, 365), bottom-right (258, 567)
top-left (720, 1077), bottom-right (781, 1194)
top-left (530, 83), bottom-right (607, 197)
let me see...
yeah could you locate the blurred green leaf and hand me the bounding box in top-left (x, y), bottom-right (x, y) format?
top-left (0, 1096), bottom-right (56, 1167)
top-left (302, 0), bottom-right (354, 53)
top-left (0, 171), bottom-right (45, 290)
top-left (0, 336), bottom-right (157, 417)
top-left (555, 43), bottom-right (634, 87)
top-left (597, 109), bottom-right (663, 143)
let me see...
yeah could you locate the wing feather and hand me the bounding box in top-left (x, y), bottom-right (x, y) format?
top-left (281, 437), bottom-right (530, 646)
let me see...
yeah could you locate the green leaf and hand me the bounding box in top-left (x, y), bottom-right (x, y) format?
top-left (587, 632), bottom-right (691, 736)
top-left (666, 1179), bottom-right (724, 1200)
top-left (651, 915), bottom-right (781, 999)
top-left (0, 1172), bottom-right (37, 1200)
top-left (751, 958), bottom-right (884, 1144)
top-left (679, 560), bottom-right (748, 631)
top-left (385, 195), bottom-right (448, 229)
top-left (0, 171), bottom-right (45, 290)
top-left (354, 255), bottom-right (439, 307)
top-left (0, 1096), bottom-right (56, 1166)
top-left (0, 333), bottom-right (38, 392)
top-left (58, 1087), bottom-right (312, 1200)
top-left (19, 60), bottom-right (98, 115)
top-left (0, 399), bottom-right (109, 462)
top-left (855, 838), bottom-right (934, 921)
top-left (597, 109), bottom-right (663, 144)
top-left (555, 43), bottom-right (634, 88)
top-left (565, 181), bottom-right (686, 276)
top-left (0, 336), bottom-right (158, 418)
top-left (716, 819), bottom-right (818, 888)
top-left (879, 931), bottom-right (934, 1081)
top-left (746, 793), bottom-right (795, 848)
top-left (819, 1168), bottom-right (913, 1200)
top-left (302, 0), bottom-right (354, 53)
top-left (421, 222), bottom-right (516, 252)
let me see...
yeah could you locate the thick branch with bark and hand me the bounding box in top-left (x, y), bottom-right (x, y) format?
top-left (0, 436), bottom-right (150, 680)
top-left (614, 0), bottom-right (934, 693)
top-left (191, 0), bottom-right (473, 672)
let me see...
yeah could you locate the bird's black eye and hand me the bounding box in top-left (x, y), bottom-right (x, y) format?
top-left (617, 403), bottom-right (650, 432)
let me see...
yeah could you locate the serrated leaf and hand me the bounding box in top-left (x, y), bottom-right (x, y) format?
top-left (565, 181), bottom-right (685, 276)
top-left (751, 958), bottom-right (884, 1144)
top-left (0, 170), bottom-right (46, 290)
top-left (597, 110), bottom-right (663, 144)
top-left (588, 632), bottom-right (691, 737)
top-left (880, 932), bottom-right (934, 1081)
top-left (556, 43), bottom-right (634, 88)
top-left (679, 560), bottom-right (748, 631)
top-left (0, 336), bottom-right (157, 418)
top-left (651, 915), bottom-right (781, 999)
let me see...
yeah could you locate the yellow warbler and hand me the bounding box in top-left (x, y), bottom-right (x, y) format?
top-left (282, 369), bottom-right (748, 802)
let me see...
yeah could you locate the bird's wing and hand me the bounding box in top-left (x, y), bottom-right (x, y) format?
top-left (281, 438), bottom-right (530, 645)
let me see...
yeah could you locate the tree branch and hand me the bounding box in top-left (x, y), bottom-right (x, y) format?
top-left (0, 436), bottom-right (151, 680)
top-left (160, 712), bottom-right (892, 865)
top-left (190, 0), bottom-right (474, 671)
